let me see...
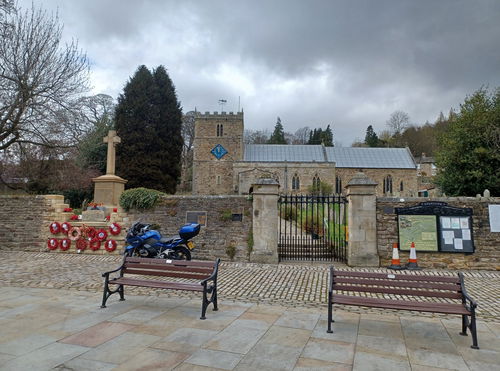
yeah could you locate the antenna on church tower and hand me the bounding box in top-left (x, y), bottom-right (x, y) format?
top-left (218, 99), bottom-right (227, 112)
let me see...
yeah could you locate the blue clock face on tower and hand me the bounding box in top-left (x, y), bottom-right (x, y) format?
top-left (211, 144), bottom-right (228, 159)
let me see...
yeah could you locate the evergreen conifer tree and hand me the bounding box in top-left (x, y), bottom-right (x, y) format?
top-left (268, 117), bottom-right (287, 144)
top-left (115, 65), bottom-right (183, 193)
top-left (322, 124), bottom-right (334, 146)
top-left (364, 125), bottom-right (379, 147)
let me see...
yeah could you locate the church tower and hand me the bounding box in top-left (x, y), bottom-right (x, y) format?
top-left (192, 111), bottom-right (244, 194)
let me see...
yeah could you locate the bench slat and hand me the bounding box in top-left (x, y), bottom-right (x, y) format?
top-left (334, 277), bottom-right (459, 291)
top-left (125, 262), bottom-right (213, 274)
top-left (109, 277), bottom-right (204, 291)
top-left (332, 294), bottom-right (470, 315)
top-left (123, 268), bottom-right (208, 280)
top-left (334, 270), bottom-right (459, 283)
top-left (125, 257), bottom-right (215, 268)
top-left (335, 284), bottom-right (462, 299)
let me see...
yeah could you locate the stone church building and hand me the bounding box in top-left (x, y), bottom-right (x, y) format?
top-left (192, 111), bottom-right (418, 196)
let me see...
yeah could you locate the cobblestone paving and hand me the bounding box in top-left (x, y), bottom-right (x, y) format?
top-left (1, 251), bottom-right (499, 322)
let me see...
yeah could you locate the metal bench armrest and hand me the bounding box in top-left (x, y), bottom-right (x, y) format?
top-left (102, 264), bottom-right (124, 278)
top-left (459, 273), bottom-right (477, 308)
top-left (201, 258), bottom-right (220, 284)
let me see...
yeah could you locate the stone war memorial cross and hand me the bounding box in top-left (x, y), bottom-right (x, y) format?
top-left (92, 130), bottom-right (128, 206)
top-left (103, 130), bottom-right (121, 175)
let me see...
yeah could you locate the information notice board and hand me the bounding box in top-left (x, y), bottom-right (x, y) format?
top-left (396, 202), bottom-right (474, 253)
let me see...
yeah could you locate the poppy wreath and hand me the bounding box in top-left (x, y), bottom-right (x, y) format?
top-left (47, 238), bottom-right (59, 250)
top-left (76, 238), bottom-right (87, 251)
top-left (96, 228), bottom-right (108, 241)
top-left (49, 222), bottom-right (61, 234)
top-left (68, 227), bottom-right (81, 241)
top-left (109, 222), bottom-right (121, 235)
top-left (59, 238), bottom-right (71, 251)
top-left (84, 226), bottom-right (97, 240)
top-left (89, 238), bottom-right (101, 251)
top-left (104, 239), bottom-right (117, 252)
top-left (61, 222), bottom-right (72, 235)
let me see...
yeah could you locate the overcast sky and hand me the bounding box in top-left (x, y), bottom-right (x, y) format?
top-left (21, 0), bottom-right (500, 146)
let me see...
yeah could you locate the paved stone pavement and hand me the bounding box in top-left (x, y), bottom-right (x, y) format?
top-left (0, 251), bottom-right (499, 321)
top-left (0, 286), bottom-right (499, 371)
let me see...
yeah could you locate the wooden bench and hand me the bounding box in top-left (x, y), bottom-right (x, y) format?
top-left (101, 257), bottom-right (220, 319)
top-left (327, 267), bottom-right (479, 349)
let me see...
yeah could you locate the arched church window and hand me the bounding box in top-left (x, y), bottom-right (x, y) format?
top-left (335, 176), bottom-right (342, 194)
top-left (313, 175), bottom-right (321, 189)
top-left (400, 181), bottom-right (404, 192)
top-left (384, 175), bottom-right (393, 194)
top-left (292, 174), bottom-right (300, 190)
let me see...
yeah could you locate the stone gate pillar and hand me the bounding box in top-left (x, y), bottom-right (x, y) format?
top-left (251, 179), bottom-right (279, 264)
top-left (346, 172), bottom-right (379, 267)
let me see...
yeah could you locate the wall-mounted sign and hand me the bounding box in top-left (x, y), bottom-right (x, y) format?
top-left (489, 204), bottom-right (500, 232)
top-left (398, 215), bottom-right (438, 251)
top-left (396, 202), bottom-right (474, 253)
top-left (186, 211), bottom-right (207, 226)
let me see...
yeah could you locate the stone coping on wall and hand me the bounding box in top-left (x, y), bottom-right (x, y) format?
top-left (160, 194), bottom-right (249, 200)
top-left (377, 196), bottom-right (499, 202)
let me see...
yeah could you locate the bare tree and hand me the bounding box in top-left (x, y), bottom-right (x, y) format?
top-left (386, 110), bottom-right (410, 135)
top-left (0, 3), bottom-right (89, 152)
top-left (179, 111), bottom-right (196, 191)
top-left (294, 127), bottom-right (311, 144)
top-left (244, 129), bottom-right (270, 144)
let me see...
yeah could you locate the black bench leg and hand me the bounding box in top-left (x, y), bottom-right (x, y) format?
top-left (327, 291), bottom-right (333, 333)
top-left (460, 314), bottom-right (468, 336)
top-left (469, 310), bottom-right (479, 349)
top-left (101, 276), bottom-right (110, 308)
top-left (119, 285), bottom-right (125, 301)
top-left (200, 289), bottom-right (208, 320)
top-left (212, 286), bottom-right (218, 311)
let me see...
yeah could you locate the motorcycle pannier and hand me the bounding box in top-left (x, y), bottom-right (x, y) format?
top-left (179, 223), bottom-right (201, 240)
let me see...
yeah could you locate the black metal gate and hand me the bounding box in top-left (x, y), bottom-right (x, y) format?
top-left (278, 194), bottom-right (348, 262)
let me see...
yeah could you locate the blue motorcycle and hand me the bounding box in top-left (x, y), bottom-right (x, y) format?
top-left (124, 221), bottom-right (200, 260)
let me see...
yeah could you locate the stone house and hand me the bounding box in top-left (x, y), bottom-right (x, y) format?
top-left (192, 111), bottom-right (418, 196)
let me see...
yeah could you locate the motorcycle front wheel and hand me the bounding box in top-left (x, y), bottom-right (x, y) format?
top-left (174, 246), bottom-right (191, 260)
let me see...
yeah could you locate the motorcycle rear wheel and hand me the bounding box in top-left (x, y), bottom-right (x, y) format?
top-left (174, 246), bottom-right (191, 260)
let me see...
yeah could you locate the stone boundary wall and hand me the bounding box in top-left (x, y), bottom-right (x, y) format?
top-left (127, 195), bottom-right (253, 262)
top-left (0, 195), bottom-right (52, 252)
top-left (377, 197), bottom-right (500, 270)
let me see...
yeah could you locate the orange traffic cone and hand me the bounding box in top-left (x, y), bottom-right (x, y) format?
top-left (406, 242), bottom-right (421, 270)
top-left (387, 243), bottom-right (406, 270)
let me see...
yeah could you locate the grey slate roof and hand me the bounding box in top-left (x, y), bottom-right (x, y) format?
top-left (325, 147), bottom-right (416, 169)
top-left (244, 144), bottom-right (326, 162)
top-left (243, 144), bottom-right (416, 169)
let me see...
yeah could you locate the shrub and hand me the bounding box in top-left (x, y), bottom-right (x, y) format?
top-left (219, 209), bottom-right (233, 222)
top-left (119, 187), bottom-right (166, 211)
top-left (225, 244), bottom-right (236, 261)
top-left (247, 230), bottom-right (254, 260)
top-left (62, 188), bottom-right (93, 208)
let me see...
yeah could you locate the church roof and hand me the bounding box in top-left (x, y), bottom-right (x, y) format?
top-left (325, 147), bottom-right (416, 169)
top-left (243, 145), bottom-right (416, 169)
top-left (244, 144), bottom-right (326, 162)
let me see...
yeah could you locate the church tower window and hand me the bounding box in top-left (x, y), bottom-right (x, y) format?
top-left (335, 176), bottom-right (342, 194)
top-left (216, 175), bottom-right (221, 185)
top-left (383, 175), bottom-right (393, 194)
top-left (292, 174), bottom-right (300, 190)
top-left (400, 181), bottom-right (404, 192)
top-left (216, 124), bottom-right (224, 137)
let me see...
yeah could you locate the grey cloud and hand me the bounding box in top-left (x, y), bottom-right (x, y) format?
top-left (18, 0), bottom-right (500, 144)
